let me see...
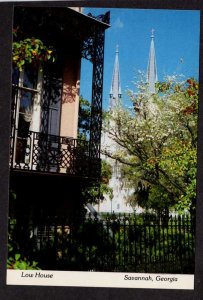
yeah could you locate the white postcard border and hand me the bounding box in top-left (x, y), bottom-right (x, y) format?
top-left (7, 270), bottom-right (194, 290)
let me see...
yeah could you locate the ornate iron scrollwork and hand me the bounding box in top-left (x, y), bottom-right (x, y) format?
top-left (11, 8), bottom-right (110, 180)
top-left (87, 11), bottom-right (110, 25)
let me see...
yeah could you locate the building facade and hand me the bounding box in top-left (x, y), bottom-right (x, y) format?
top-left (9, 7), bottom-right (110, 223)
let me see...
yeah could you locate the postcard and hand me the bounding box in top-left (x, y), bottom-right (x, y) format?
top-left (0, 1), bottom-right (203, 299)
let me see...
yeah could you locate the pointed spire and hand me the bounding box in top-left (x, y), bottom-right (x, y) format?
top-left (109, 45), bottom-right (122, 109)
top-left (147, 29), bottom-right (158, 93)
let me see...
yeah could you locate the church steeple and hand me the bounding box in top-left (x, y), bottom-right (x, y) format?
top-left (109, 45), bottom-right (122, 109)
top-left (147, 29), bottom-right (158, 94)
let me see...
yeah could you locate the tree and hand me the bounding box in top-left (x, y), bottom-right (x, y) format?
top-left (78, 97), bottom-right (113, 204)
top-left (102, 75), bottom-right (198, 216)
top-left (78, 96), bottom-right (91, 140)
top-left (81, 160), bottom-right (113, 205)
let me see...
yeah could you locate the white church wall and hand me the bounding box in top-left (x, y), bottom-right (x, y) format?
top-left (95, 32), bottom-right (157, 215)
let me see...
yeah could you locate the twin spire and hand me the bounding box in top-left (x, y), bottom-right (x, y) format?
top-left (109, 29), bottom-right (158, 108)
top-left (109, 44), bottom-right (122, 110)
top-left (146, 29), bottom-right (158, 93)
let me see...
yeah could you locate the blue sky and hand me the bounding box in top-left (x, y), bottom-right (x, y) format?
top-left (80, 8), bottom-right (200, 110)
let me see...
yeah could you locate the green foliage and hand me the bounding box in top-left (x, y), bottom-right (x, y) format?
top-left (7, 221), bottom-right (41, 270)
top-left (82, 160), bottom-right (113, 204)
top-left (12, 37), bottom-right (55, 71)
top-left (78, 97), bottom-right (91, 140)
top-left (8, 190), bottom-right (41, 270)
top-left (78, 97), bottom-right (113, 204)
top-left (101, 160), bottom-right (112, 184)
top-left (7, 252), bottom-right (40, 270)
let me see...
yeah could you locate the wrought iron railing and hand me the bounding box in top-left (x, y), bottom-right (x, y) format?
top-left (8, 213), bottom-right (195, 273)
top-left (10, 128), bottom-right (101, 179)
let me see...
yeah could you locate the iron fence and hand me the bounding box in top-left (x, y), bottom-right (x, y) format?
top-left (9, 213), bottom-right (195, 273)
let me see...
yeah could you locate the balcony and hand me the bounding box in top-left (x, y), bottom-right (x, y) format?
top-left (10, 128), bottom-right (101, 179)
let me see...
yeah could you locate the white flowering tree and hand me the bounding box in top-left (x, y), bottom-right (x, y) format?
top-left (102, 75), bottom-right (198, 216)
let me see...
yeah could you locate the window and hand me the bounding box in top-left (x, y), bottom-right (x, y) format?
top-left (12, 66), bottom-right (40, 164)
